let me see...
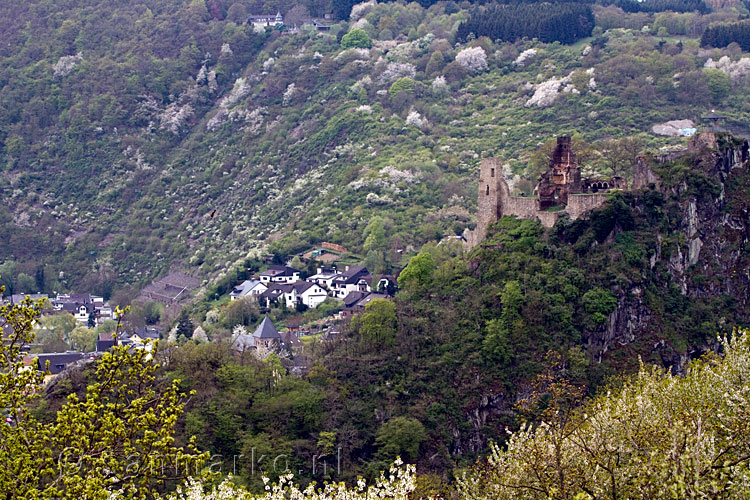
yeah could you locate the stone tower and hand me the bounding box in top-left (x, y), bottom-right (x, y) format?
top-left (467, 158), bottom-right (505, 247)
top-left (538, 136), bottom-right (582, 209)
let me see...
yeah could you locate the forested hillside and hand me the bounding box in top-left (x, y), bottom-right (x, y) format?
top-left (5, 0), bottom-right (750, 497)
top-left (36, 134), bottom-right (750, 496)
top-left (2, 0), bottom-right (750, 300)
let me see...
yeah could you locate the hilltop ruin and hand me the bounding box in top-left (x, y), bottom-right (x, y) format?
top-left (466, 136), bottom-right (625, 247)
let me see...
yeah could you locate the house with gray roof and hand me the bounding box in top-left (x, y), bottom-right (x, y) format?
top-left (230, 280), bottom-right (267, 301)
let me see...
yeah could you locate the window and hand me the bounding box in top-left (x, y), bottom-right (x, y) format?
top-left (491, 168), bottom-right (495, 177)
top-left (486, 185), bottom-right (489, 195)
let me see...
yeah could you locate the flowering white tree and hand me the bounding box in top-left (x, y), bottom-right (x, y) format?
top-left (455, 46), bottom-right (488, 73)
top-left (159, 103), bottom-right (194, 134)
top-left (350, 0), bottom-right (376, 21)
top-left (458, 329), bottom-right (750, 499)
top-left (167, 458), bottom-right (416, 500)
top-left (53, 52), bottom-right (83, 77)
top-left (405, 110), bottom-right (427, 129)
top-left (282, 83), bottom-right (297, 106)
top-left (378, 62), bottom-right (417, 83)
top-left (432, 75), bottom-right (448, 96)
top-left (514, 48), bottom-right (537, 67)
top-left (704, 56), bottom-right (750, 83)
top-left (525, 76), bottom-right (571, 108)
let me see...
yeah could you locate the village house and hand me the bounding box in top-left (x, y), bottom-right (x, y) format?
top-left (129, 326), bottom-right (160, 343)
top-left (294, 281), bottom-right (329, 308)
top-left (51, 293), bottom-right (116, 326)
top-left (230, 279), bottom-right (267, 300)
top-left (34, 352), bottom-right (85, 375)
top-left (306, 267), bottom-right (340, 288)
top-left (247, 12), bottom-right (283, 30)
top-left (257, 265), bottom-right (302, 284)
top-left (331, 265), bottom-right (372, 298)
top-left (341, 291), bottom-right (390, 317)
top-left (96, 332), bottom-right (116, 352)
top-left (4, 293), bottom-right (48, 305)
top-left (260, 281), bottom-right (328, 309)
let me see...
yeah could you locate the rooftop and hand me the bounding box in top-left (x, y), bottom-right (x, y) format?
top-left (253, 315), bottom-right (281, 339)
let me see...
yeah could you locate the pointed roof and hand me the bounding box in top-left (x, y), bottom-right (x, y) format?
top-left (253, 315), bottom-right (281, 339)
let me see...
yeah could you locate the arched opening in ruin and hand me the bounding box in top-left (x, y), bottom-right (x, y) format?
top-left (486, 185), bottom-right (489, 195)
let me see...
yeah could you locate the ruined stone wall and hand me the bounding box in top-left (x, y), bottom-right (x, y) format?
top-left (501, 196), bottom-right (539, 219)
top-left (536, 211), bottom-right (560, 228)
top-left (566, 194), bottom-right (609, 220)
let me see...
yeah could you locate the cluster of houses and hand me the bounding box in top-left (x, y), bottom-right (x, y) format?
top-left (17, 326), bottom-right (162, 380)
top-left (246, 11), bottom-right (332, 32)
top-left (6, 259), bottom-right (398, 378)
top-left (1, 292), bottom-right (118, 326)
top-left (1, 291), bottom-right (162, 378)
top-left (229, 264), bottom-right (396, 314)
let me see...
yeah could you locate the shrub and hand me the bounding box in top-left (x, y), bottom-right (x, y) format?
top-left (340, 28), bottom-right (371, 49)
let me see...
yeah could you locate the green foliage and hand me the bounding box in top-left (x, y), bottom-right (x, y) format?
top-left (374, 417), bottom-right (426, 466)
top-left (219, 297), bottom-right (259, 329)
top-left (582, 287), bottom-right (618, 327)
top-left (352, 298), bottom-right (397, 346)
top-left (340, 28), bottom-right (371, 49)
top-left (459, 329), bottom-right (750, 499)
top-left (0, 299), bottom-right (209, 498)
top-left (703, 68), bottom-right (731, 102)
top-left (389, 77), bottom-right (416, 97)
top-left (397, 252), bottom-right (436, 291)
top-left (34, 313), bottom-right (78, 352)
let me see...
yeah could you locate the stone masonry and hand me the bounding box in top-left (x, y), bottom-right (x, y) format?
top-left (466, 137), bottom-right (617, 248)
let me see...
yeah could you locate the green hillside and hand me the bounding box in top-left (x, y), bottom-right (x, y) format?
top-left (2, 0), bottom-right (750, 298)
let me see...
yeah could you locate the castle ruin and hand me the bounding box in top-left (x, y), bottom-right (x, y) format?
top-left (466, 137), bottom-right (625, 248)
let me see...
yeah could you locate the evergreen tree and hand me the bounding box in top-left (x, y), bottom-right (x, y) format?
top-left (176, 308), bottom-right (194, 339)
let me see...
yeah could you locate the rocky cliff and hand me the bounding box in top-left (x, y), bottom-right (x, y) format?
top-left (589, 133), bottom-right (750, 371)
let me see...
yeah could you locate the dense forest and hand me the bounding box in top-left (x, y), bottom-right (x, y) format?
top-left (701, 19), bottom-right (750, 49)
top-left (456, 3), bottom-right (595, 44)
top-left (614, 0), bottom-right (709, 13)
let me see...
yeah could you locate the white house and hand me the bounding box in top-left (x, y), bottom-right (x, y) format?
top-left (260, 283), bottom-right (296, 309)
top-left (295, 282), bottom-right (328, 309)
top-left (257, 265), bottom-right (301, 284)
top-left (260, 282), bottom-right (329, 309)
top-left (331, 265), bottom-right (372, 298)
top-left (247, 12), bottom-right (283, 30)
top-left (230, 280), bottom-right (268, 300)
top-left (306, 267), bottom-right (340, 289)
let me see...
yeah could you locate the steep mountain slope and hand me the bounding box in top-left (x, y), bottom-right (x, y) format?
top-left (2, 0), bottom-right (750, 298)
top-left (317, 134), bottom-right (749, 478)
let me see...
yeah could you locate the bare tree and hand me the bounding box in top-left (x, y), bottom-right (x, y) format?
top-left (285, 4), bottom-right (310, 29)
top-left (597, 136), bottom-right (643, 179)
